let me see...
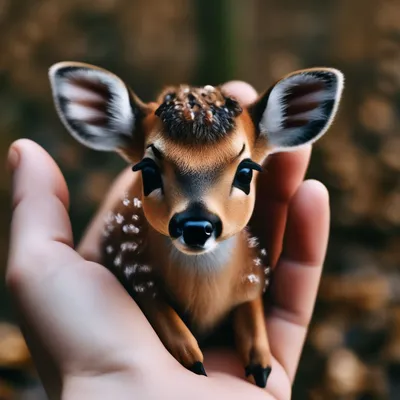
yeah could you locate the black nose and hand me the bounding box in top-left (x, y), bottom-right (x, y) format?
top-left (168, 202), bottom-right (222, 247)
top-left (182, 220), bottom-right (213, 247)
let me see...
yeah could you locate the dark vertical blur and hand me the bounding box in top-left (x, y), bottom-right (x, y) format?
top-left (0, 0), bottom-right (398, 398)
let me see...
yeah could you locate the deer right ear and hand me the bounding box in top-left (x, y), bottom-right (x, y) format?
top-left (49, 62), bottom-right (149, 157)
top-left (249, 68), bottom-right (344, 155)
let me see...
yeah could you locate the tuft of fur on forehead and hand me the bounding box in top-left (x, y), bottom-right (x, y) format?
top-left (154, 84), bottom-right (242, 145)
top-left (151, 131), bottom-right (247, 173)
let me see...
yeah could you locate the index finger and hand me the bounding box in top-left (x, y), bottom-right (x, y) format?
top-left (7, 139), bottom-right (78, 283)
top-left (266, 180), bottom-right (330, 382)
top-left (6, 139), bottom-right (82, 397)
top-left (251, 146), bottom-right (312, 268)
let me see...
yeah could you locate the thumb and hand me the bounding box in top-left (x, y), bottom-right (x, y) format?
top-left (5, 139), bottom-right (80, 398)
top-left (6, 138), bottom-right (78, 291)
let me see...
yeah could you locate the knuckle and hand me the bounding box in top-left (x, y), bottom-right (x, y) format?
top-left (6, 246), bottom-right (49, 291)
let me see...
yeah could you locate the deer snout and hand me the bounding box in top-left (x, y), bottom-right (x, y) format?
top-left (181, 220), bottom-right (213, 247)
top-left (168, 203), bottom-right (222, 252)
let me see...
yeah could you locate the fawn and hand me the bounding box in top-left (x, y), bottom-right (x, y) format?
top-left (48, 62), bottom-right (344, 388)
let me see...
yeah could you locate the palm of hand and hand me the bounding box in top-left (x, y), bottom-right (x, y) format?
top-left (6, 81), bottom-right (329, 400)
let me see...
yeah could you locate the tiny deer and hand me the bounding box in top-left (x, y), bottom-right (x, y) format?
top-left (49, 62), bottom-right (344, 388)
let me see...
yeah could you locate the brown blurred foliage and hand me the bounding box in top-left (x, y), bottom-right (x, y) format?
top-left (0, 0), bottom-right (399, 399)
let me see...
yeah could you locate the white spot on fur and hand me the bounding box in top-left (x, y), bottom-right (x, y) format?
top-left (122, 198), bottom-right (130, 206)
top-left (133, 284), bottom-right (146, 293)
top-left (254, 257), bottom-right (262, 267)
top-left (138, 264), bottom-right (151, 273)
top-left (263, 265), bottom-right (271, 293)
top-left (104, 211), bottom-right (115, 224)
top-left (114, 254), bottom-right (122, 267)
top-left (248, 236), bottom-right (259, 248)
top-left (120, 241), bottom-right (138, 252)
top-left (122, 224), bottom-right (140, 234)
top-left (102, 215), bottom-right (115, 237)
top-left (260, 248), bottom-right (267, 257)
top-left (147, 281), bottom-right (154, 287)
top-left (115, 213), bottom-right (124, 224)
top-left (133, 198), bottom-right (142, 208)
top-left (247, 274), bottom-right (260, 284)
top-left (106, 245), bottom-right (114, 254)
top-left (124, 264), bottom-right (138, 277)
top-left (132, 214), bottom-right (139, 221)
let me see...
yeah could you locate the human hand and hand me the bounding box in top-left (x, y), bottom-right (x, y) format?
top-left (5, 81), bottom-right (329, 400)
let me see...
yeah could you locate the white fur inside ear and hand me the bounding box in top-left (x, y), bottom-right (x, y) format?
top-left (49, 63), bottom-right (134, 151)
top-left (67, 103), bottom-right (105, 122)
top-left (61, 82), bottom-right (105, 102)
top-left (259, 69), bottom-right (344, 152)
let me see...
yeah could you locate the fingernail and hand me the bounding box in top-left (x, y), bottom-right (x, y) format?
top-left (7, 145), bottom-right (20, 173)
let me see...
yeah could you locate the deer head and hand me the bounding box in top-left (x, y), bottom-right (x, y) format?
top-left (49, 62), bottom-right (344, 255)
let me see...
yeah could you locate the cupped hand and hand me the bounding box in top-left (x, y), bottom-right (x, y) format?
top-left (5, 81), bottom-right (329, 400)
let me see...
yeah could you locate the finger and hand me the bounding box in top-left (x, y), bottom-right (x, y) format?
top-left (78, 80), bottom-right (259, 261)
top-left (6, 140), bottom-right (170, 386)
top-left (7, 139), bottom-right (78, 283)
top-left (6, 139), bottom-right (81, 397)
top-left (266, 180), bottom-right (330, 382)
top-left (251, 146), bottom-right (312, 268)
top-left (221, 80), bottom-right (259, 106)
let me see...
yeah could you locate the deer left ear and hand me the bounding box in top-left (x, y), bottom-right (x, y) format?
top-left (249, 68), bottom-right (344, 153)
top-left (48, 62), bottom-right (150, 160)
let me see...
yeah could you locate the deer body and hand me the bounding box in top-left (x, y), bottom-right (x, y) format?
top-left (101, 187), bottom-right (269, 334)
top-left (48, 62), bottom-right (344, 388)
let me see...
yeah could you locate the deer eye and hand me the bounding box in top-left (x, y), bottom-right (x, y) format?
top-left (132, 158), bottom-right (163, 196)
top-left (233, 159), bottom-right (262, 195)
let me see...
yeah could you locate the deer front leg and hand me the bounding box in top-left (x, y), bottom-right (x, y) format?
top-left (234, 295), bottom-right (272, 388)
top-left (138, 295), bottom-right (207, 376)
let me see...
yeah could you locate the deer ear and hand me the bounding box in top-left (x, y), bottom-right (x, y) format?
top-left (49, 62), bottom-right (148, 154)
top-left (249, 68), bottom-right (344, 153)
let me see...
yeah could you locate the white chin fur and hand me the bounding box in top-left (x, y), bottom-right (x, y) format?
top-left (168, 235), bottom-right (237, 273)
top-left (172, 236), bottom-right (218, 255)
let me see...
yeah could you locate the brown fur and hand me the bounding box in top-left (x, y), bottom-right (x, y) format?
top-left (101, 87), bottom-right (273, 382)
top-left (49, 61), bottom-right (344, 387)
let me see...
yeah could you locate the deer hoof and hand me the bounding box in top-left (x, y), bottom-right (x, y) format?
top-left (189, 361), bottom-right (207, 376)
top-left (245, 364), bottom-right (271, 388)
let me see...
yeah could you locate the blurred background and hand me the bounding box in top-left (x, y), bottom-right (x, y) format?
top-left (0, 0), bottom-right (399, 398)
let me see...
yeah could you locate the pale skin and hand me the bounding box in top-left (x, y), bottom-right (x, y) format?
top-left (5, 81), bottom-right (330, 400)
